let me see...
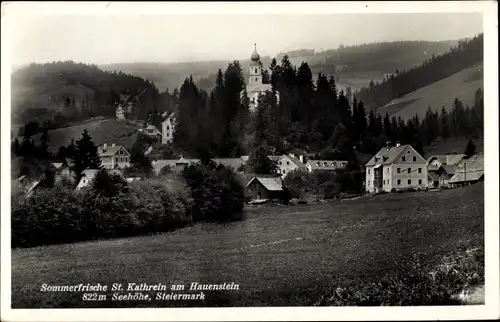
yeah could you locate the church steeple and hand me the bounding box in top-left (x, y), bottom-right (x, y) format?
top-left (249, 43), bottom-right (262, 85)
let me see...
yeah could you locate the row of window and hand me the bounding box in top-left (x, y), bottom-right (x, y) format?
top-left (369, 167), bottom-right (422, 174)
top-left (115, 156), bottom-right (129, 163)
top-left (368, 179), bottom-right (423, 185)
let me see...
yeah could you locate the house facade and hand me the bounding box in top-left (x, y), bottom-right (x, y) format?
top-left (116, 105), bottom-right (125, 120)
top-left (97, 144), bottom-right (131, 169)
top-left (143, 124), bottom-right (162, 140)
top-left (161, 112), bottom-right (176, 144)
top-left (269, 153), bottom-right (308, 178)
top-left (365, 144), bottom-right (428, 193)
top-left (241, 44), bottom-right (279, 112)
top-left (245, 176), bottom-right (283, 200)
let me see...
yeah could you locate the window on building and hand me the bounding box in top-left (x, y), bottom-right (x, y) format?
top-left (167, 126), bottom-right (170, 130)
top-left (283, 169), bottom-right (286, 174)
top-left (387, 168), bottom-right (389, 173)
top-left (255, 77), bottom-right (258, 82)
top-left (255, 68), bottom-right (257, 73)
top-left (407, 168), bottom-right (411, 173)
top-left (413, 156), bottom-right (417, 162)
top-left (287, 161), bottom-right (290, 165)
top-left (418, 168), bottom-right (422, 173)
top-left (397, 168), bottom-right (401, 173)
top-left (368, 169), bottom-right (370, 174)
top-left (397, 179), bottom-right (401, 185)
top-left (368, 180), bottom-right (370, 185)
top-left (408, 179), bottom-right (411, 184)
top-left (419, 179), bottom-right (422, 185)
top-left (383, 180), bottom-right (385, 185)
top-left (116, 157), bottom-right (118, 162)
top-left (402, 156), bottom-right (406, 162)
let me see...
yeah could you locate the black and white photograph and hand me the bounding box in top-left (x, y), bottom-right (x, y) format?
top-left (1, 1), bottom-right (499, 321)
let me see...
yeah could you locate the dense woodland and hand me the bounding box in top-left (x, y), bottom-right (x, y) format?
top-left (171, 53), bottom-right (484, 164)
top-left (12, 61), bottom-right (178, 132)
top-left (354, 34), bottom-right (483, 110)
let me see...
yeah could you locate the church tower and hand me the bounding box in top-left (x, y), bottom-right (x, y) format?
top-left (249, 43), bottom-right (262, 85)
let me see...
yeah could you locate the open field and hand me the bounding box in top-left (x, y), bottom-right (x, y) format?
top-left (11, 183), bottom-right (483, 308)
top-left (377, 62), bottom-right (483, 119)
top-left (26, 118), bottom-right (141, 152)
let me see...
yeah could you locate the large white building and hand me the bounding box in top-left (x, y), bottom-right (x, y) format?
top-left (161, 112), bottom-right (176, 144)
top-left (241, 44), bottom-right (279, 112)
top-left (365, 143), bottom-right (428, 193)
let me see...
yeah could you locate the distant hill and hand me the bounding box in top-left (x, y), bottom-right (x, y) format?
top-left (100, 40), bottom-right (459, 95)
top-left (376, 62), bottom-right (483, 119)
top-left (355, 34), bottom-right (483, 111)
top-left (11, 61), bottom-right (166, 128)
top-left (28, 118), bottom-right (141, 153)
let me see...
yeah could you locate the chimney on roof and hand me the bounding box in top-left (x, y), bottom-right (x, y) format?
top-left (112, 143), bottom-right (116, 147)
top-left (299, 155), bottom-right (304, 163)
top-left (396, 141), bottom-right (401, 148)
top-left (103, 143), bottom-right (107, 150)
top-left (386, 141), bottom-right (391, 151)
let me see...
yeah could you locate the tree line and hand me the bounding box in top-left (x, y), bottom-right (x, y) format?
top-left (354, 33), bottom-right (483, 110)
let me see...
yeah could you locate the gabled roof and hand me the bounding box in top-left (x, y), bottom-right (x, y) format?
top-left (448, 154), bottom-right (484, 184)
top-left (97, 145), bottom-right (129, 157)
top-left (284, 154), bottom-right (307, 169)
top-left (64, 158), bottom-right (75, 168)
top-left (307, 159), bottom-right (348, 171)
top-left (52, 162), bottom-right (63, 169)
top-left (441, 164), bottom-right (457, 175)
top-left (448, 171), bottom-right (484, 183)
top-left (427, 154), bottom-right (467, 166)
top-left (366, 144), bottom-right (424, 166)
top-left (246, 176), bottom-right (283, 191)
top-left (152, 158), bottom-right (200, 174)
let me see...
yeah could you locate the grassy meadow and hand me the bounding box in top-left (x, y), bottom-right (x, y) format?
top-left (11, 183), bottom-right (484, 308)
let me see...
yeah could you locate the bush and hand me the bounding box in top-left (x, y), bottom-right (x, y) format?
top-left (310, 171), bottom-right (340, 199)
top-left (182, 162), bottom-right (245, 223)
top-left (12, 173), bottom-right (193, 248)
top-left (284, 169), bottom-right (312, 199)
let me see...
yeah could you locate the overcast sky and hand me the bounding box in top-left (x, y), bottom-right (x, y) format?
top-left (10, 12), bottom-right (483, 66)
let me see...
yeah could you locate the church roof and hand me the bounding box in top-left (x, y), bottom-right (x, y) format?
top-left (245, 83), bottom-right (273, 93)
top-left (250, 43), bottom-right (260, 62)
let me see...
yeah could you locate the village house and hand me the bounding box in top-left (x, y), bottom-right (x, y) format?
top-left (245, 175), bottom-right (284, 200)
top-left (143, 124), bottom-right (162, 140)
top-left (269, 153), bottom-right (308, 178)
top-left (161, 112), bottom-right (176, 144)
top-left (426, 153), bottom-right (467, 188)
top-left (306, 159), bottom-right (349, 172)
top-left (116, 105), bottom-right (125, 120)
top-left (448, 153), bottom-right (484, 187)
top-left (241, 44), bottom-right (279, 112)
top-left (53, 158), bottom-right (77, 184)
top-left (97, 144), bottom-right (131, 169)
top-left (427, 153), bottom-right (467, 168)
top-left (365, 143), bottom-right (428, 193)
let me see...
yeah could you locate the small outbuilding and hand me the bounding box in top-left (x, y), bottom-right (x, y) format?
top-left (245, 176), bottom-right (284, 200)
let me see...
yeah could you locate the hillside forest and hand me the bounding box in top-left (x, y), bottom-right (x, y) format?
top-left (11, 34), bottom-right (483, 180)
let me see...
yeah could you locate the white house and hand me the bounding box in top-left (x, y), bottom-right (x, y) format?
top-left (97, 144), bottom-right (131, 169)
top-left (365, 143), bottom-right (428, 193)
top-left (269, 153), bottom-right (308, 178)
top-left (116, 105), bottom-right (126, 120)
top-left (241, 44), bottom-right (279, 112)
top-left (306, 159), bottom-right (348, 172)
top-left (161, 112), bottom-right (176, 144)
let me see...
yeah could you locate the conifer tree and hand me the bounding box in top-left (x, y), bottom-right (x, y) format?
top-left (74, 129), bottom-right (102, 176)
